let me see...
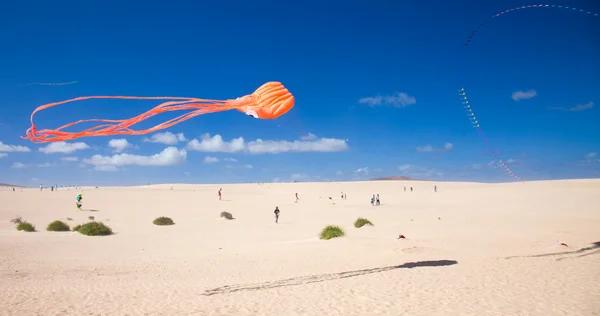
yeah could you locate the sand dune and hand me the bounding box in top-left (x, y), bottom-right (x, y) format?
top-left (1, 180), bottom-right (599, 315)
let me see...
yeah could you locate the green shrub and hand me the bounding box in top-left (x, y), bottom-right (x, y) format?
top-left (319, 225), bottom-right (345, 240)
top-left (16, 222), bottom-right (35, 232)
top-left (47, 220), bottom-right (70, 232)
top-left (153, 217), bottom-right (175, 226)
top-left (354, 217), bottom-right (373, 228)
top-left (72, 224), bottom-right (82, 232)
top-left (77, 222), bottom-right (112, 236)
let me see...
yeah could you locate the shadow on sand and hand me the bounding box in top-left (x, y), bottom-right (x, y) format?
top-left (202, 259), bottom-right (458, 296)
top-left (505, 241), bottom-right (600, 261)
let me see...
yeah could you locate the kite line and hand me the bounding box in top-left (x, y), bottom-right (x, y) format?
top-left (458, 4), bottom-right (598, 182)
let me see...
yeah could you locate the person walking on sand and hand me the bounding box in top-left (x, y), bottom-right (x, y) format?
top-left (218, 188), bottom-right (222, 201)
top-left (434, 185), bottom-right (437, 192)
top-left (371, 194), bottom-right (375, 206)
top-left (376, 194), bottom-right (381, 206)
top-left (295, 193), bottom-right (299, 202)
top-left (274, 206), bottom-right (280, 223)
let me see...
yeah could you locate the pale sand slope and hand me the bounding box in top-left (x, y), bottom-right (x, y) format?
top-left (1, 180), bottom-right (599, 316)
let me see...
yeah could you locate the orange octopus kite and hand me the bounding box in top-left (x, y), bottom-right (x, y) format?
top-left (22, 82), bottom-right (294, 143)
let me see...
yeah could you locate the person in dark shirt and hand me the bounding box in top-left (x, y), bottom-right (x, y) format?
top-left (274, 206), bottom-right (280, 223)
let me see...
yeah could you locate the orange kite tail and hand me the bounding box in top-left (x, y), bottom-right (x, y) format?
top-left (21, 82), bottom-right (294, 143)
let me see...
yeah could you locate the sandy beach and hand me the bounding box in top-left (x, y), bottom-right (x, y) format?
top-left (1, 179), bottom-right (599, 316)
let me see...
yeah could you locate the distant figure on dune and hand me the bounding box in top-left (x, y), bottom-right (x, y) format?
top-left (295, 193), bottom-right (299, 202)
top-left (410, 187), bottom-right (413, 192)
top-left (371, 194), bottom-right (375, 206)
top-left (376, 194), bottom-right (381, 206)
top-left (218, 188), bottom-right (222, 201)
top-left (76, 194), bottom-right (83, 211)
top-left (404, 186), bottom-right (406, 192)
top-left (13, 187), bottom-right (15, 192)
top-left (274, 206), bottom-right (280, 223)
top-left (434, 185), bottom-right (437, 192)
top-left (40, 184), bottom-right (43, 191)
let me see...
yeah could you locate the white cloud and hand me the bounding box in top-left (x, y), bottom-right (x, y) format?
top-left (354, 167), bottom-right (369, 175)
top-left (187, 133), bottom-right (348, 154)
top-left (61, 156), bottom-right (79, 162)
top-left (82, 147), bottom-right (187, 171)
top-left (37, 163), bottom-right (55, 168)
top-left (0, 141), bottom-right (31, 153)
top-left (549, 102), bottom-right (594, 112)
top-left (0, 153), bottom-right (6, 158)
top-left (358, 92), bottom-right (416, 108)
top-left (224, 158), bottom-right (238, 162)
top-left (244, 164), bottom-right (253, 169)
top-left (12, 162), bottom-right (26, 169)
top-left (39, 142), bottom-right (90, 154)
top-left (506, 158), bottom-right (516, 164)
top-left (586, 152), bottom-right (597, 159)
top-left (374, 168), bottom-right (383, 172)
top-left (247, 137), bottom-right (348, 154)
top-left (416, 142), bottom-right (453, 153)
top-left (143, 132), bottom-right (187, 145)
top-left (336, 171), bottom-right (343, 176)
top-left (300, 133), bottom-right (318, 141)
top-left (512, 90), bottom-right (537, 101)
top-left (108, 139), bottom-right (131, 153)
top-left (184, 171), bottom-right (191, 176)
top-left (203, 156), bottom-right (220, 164)
top-left (471, 164), bottom-right (483, 170)
top-left (187, 134), bottom-right (245, 153)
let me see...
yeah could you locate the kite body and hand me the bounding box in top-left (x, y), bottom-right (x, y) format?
top-left (22, 82), bottom-right (294, 143)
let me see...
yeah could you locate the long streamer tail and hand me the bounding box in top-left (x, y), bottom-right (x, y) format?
top-left (22, 96), bottom-right (235, 143)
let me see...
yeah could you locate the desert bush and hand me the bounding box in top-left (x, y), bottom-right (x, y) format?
top-left (77, 221), bottom-right (112, 236)
top-left (153, 217), bottom-right (175, 226)
top-left (354, 217), bottom-right (373, 228)
top-left (16, 222), bottom-right (35, 232)
top-left (319, 225), bottom-right (345, 240)
top-left (72, 224), bottom-right (82, 232)
top-left (47, 220), bottom-right (70, 232)
top-left (220, 212), bottom-right (234, 220)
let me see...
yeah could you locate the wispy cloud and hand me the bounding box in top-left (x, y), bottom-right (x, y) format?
top-left (108, 139), bottom-right (132, 153)
top-left (224, 157), bottom-right (238, 162)
top-left (416, 142), bottom-right (453, 153)
top-left (585, 152), bottom-right (597, 160)
top-left (203, 156), bottom-right (219, 164)
top-left (471, 164), bottom-right (483, 170)
top-left (336, 171), bottom-right (344, 176)
top-left (512, 90), bottom-right (537, 101)
top-left (358, 92), bottom-right (416, 108)
top-left (82, 147), bottom-right (187, 172)
top-left (506, 158), bottom-right (516, 164)
top-left (60, 156), bottom-right (79, 162)
top-left (39, 142), bottom-right (90, 154)
top-left (549, 102), bottom-right (594, 112)
top-left (143, 132), bottom-right (187, 145)
top-left (187, 133), bottom-right (349, 154)
top-left (397, 164), bottom-right (443, 179)
top-left (354, 167), bottom-right (369, 175)
top-left (0, 153), bottom-right (6, 158)
top-left (12, 162), bottom-right (27, 169)
top-left (37, 163), bottom-right (56, 168)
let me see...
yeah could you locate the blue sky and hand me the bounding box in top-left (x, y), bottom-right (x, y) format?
top-left (1, 0), bottom-right (599, 186)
